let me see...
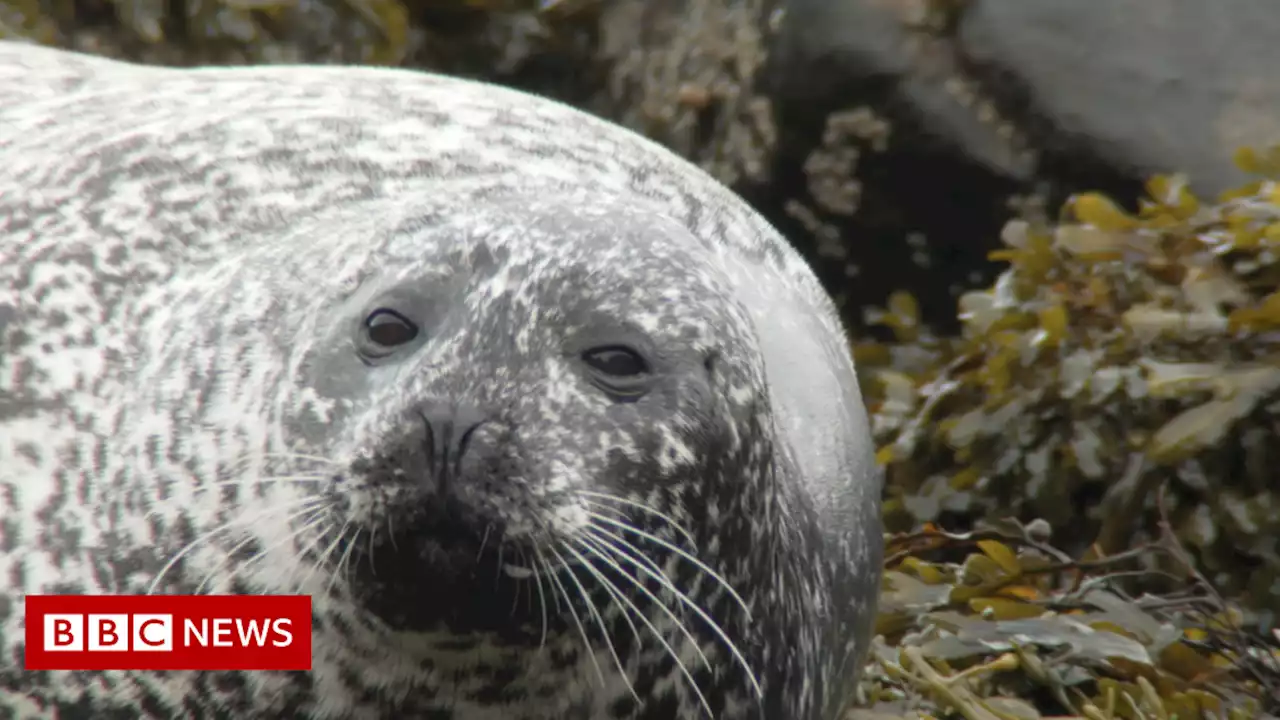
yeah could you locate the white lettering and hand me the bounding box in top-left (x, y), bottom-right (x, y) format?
top-left (235, 619), bottom-right (270, 647)
top-left (183, 618), bottom-right (208, 646)
top-left (212, 618), bottom-right (233, 647)
top-left (271, 618), bottom-right (293, 647)
top-left (182, 616), bottom-right (297, 649)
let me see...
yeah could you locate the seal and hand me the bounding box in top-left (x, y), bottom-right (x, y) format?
top-left (0, 41), bottom-right (884, 720)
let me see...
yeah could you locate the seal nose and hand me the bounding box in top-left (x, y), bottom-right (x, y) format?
top-left (417, 401), bottom-right (488, 493)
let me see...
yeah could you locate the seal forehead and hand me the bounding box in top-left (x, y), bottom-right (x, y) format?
top-left (371, 194), bottom-right (742, 343)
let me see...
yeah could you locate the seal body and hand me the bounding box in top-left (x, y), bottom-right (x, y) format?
top-left (0, 42), bottom-right (883, 720)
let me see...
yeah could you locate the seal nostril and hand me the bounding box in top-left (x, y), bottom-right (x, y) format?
top-left (456, 423), bottom-right (480, 464)
top-left (703, 351), bottom-right (719, 378)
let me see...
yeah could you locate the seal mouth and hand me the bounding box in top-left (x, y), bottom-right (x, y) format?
top-left (349, 499), bottom-right (547, 636)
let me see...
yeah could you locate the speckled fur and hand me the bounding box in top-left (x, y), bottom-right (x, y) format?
top-left (0, 42), bottom-right (883, 720)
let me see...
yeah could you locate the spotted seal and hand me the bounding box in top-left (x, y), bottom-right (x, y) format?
top-left (0, 41), bottom-right (884, 720)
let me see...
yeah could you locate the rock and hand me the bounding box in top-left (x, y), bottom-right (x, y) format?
top-left (956, 0), bottom-right (1280, 198)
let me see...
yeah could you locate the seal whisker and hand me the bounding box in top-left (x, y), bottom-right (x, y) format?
top-left (297, 516), bottom-right (352, 595)
top-left (547, 542), bottom-right (631, 700)
top-left (531, 552), bottom-right (551, 650)
top-left (576, 500), bottom-right (631, 524)
top-left (519, 546), bottom-right (542, 618)
top-left (259, 452), bottom-right (343, 467)
top-left (366, 523), bottom-right (380, 579)
top-left (138, 482), bottom-right (319, 524)
top-left (558, 541), bottom-right (644, 708)
top-left (564, 537), bottom-right (644, 657)
top-left (195, 532), bottom-right (262, 595)
top-left (577, 492), bottom-right (698, 548)
top-left (535, 544), bottom-right (607, 689)
top-left (584, 525), bottom-right (764, 701)
top-left (477, 524), bottom-right (493, 562)
top-left (195, 502), bottom-right (328, 594)
top-left (237, 505), bottom-right (333, 587)
top-left (569, 535), bottom-right (715, 718)
top-left (329, 526), bottom-right (362, 598)
top-left (521, 547), bottom-right (538, 617)
top-left (584, 514), bottom-right (703, 636)
top-left (202, 448), bottom-right (332, 482)
top-left (576, 532), bottom-right (713, 672)
top-left (583, 515), bottom-right (672, 580)
top-left (147, 495), bottom-right (328, 595)
top-left (194, 475), bottom-right (330, 490)
top-left (588, 513), bottom-right (753, 623)
top-left (580, 520), bottom-right (693, 652)
top-left (539, 548), bottom-right (564, 614)
top-left (289, 510), bottom-right (342, 595)
top-left (510, 545), bottom-right (528, 617)
top-left (567, 539), bottom-right (642, 658)
top-left (183, 475), bottom-right (330, 504)
top-left (496, 542), bottom-right (506, 587)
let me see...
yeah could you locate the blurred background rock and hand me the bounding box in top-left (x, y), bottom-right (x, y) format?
top-left (4, 2), bottom-right (1280, 713)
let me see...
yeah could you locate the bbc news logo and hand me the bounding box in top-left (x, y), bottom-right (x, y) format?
top-left (25, 595), bottom-right (311, 671)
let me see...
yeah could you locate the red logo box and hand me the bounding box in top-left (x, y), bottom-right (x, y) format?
top-left (24, 595), bottom-right (312, 671)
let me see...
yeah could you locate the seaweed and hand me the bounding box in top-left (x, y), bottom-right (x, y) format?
top-left (857, 148), bottom-right (1280, 716)
top-left (859, 515), bottom-right (1276, 719)
top-left (861, 148), bottom-right (1280, 616)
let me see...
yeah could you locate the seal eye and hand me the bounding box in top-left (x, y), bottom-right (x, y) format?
top-left (580, 345), bottom-right (653, 402)
top-left (364, 309), bottom-right (419, 349)
top-left (582, 346), bottom-right (649, 378)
